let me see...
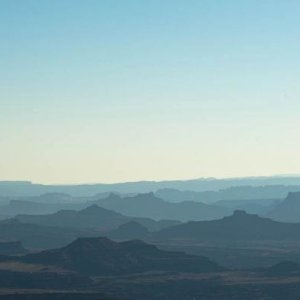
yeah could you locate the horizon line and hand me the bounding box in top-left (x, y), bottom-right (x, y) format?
top-left (1, 173), bottom-right (300, 186)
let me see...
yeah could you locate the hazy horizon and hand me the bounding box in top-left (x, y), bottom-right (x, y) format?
top-left (1, 0), bottom-right (300, 183)
top-left (1, 173), bottom-right (300, 186)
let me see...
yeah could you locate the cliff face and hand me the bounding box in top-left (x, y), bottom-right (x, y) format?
top-left (267, 192), bottom-right (300, 222)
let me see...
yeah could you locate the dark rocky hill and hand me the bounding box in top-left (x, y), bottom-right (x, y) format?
top-left (23, 237), bottom-right (223, 275)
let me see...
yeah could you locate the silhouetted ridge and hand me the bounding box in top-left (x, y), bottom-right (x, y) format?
top-left (22, 237), bottom-right (223, 275)
top-left (223, 210), bottom-right (261, 221)
top-left (14, 204), bottom-right (179, 232)
top-left (66, 236), bottom-right (117, 249)
top-left (154, 210), bottom-right (300, 241)
top-left (14, 205), bottom-right (134, 230)
top-left (78, 204), bottom-right (123, 217)
top-left (96, 192), bottom-right (232, 221)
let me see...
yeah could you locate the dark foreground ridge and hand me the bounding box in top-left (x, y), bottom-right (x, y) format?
top-left (1, 237), bottom-right (300, 299)
top-left (22, 236), bottom-right (223, 275)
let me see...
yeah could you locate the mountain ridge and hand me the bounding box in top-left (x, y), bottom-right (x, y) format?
top-left (21, 236), bottom-right (224, 275)
top-left (153, 210), bottom-right (300, 241)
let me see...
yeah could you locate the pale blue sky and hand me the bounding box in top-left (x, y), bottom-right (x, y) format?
top-left (1, 0), bottom-right (300, 183)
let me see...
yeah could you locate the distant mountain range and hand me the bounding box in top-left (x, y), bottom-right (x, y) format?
top-left (14, 204), bottom-right (179, 232)
top-left (156, 187), bottom-right (286, 203)
top-left (3, 189), bottom-right (300, 251)
top-left (0, 202), bottom-right (182, 248)
top-left (1, 176), bottom-right (300, 197)
top-left (0, 190), bottom-right (284, 221)
top-left (95, 192), bottom-right (233, 221)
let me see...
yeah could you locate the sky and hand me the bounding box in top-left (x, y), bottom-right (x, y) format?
top-left (1, 0), bottom-right (300, 184)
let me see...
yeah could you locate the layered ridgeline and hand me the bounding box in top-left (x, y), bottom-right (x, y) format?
top-left (1, 190), bottom-right (296, 222)
top-left (13, 204), bottom-right (179, 231)
top-left (153, 210), bottom-right (300, 241)
top-left (2, 177), bottom-right (300, 197)
top-left (8, 203), bottom-right (300, 249)
top-left (267, 192), bottom-right (300, 222)
top-left (94, 193), bottom-right (232, 221)
top-left (1, 205), bottom-right (178, 248)
top-left (2, 192), bottom-right (232, 221)
top-left (156, 187), bottom-right (285, 204)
